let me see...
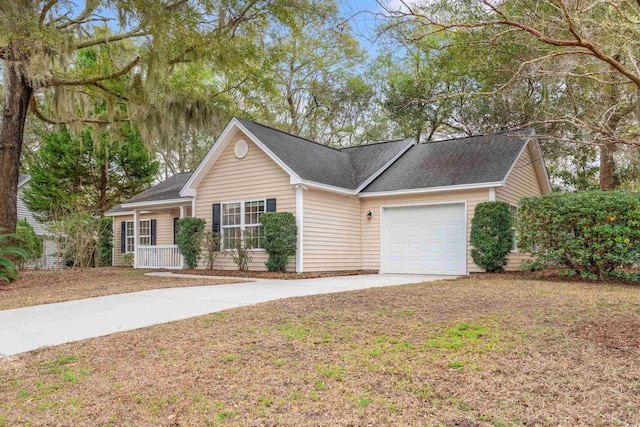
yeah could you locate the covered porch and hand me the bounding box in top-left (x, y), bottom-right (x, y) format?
top-left (120, 198), bottom-right (193, 270)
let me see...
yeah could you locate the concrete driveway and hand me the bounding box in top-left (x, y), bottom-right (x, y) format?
top-left (0, 273), bottom-right (455, 357)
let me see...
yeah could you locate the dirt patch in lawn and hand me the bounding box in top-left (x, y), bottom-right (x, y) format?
top-left (161, 269), bottom-right (378, 279)
top-left (0, 268), bottom-right (244, 310)
top-left (577, 319), bottom-right (640, 354)
top-left (1, 278), bottom-right (640, 426)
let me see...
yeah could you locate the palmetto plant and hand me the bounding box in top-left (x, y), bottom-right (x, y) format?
top-left (0, 229), bottom-right (28, 283)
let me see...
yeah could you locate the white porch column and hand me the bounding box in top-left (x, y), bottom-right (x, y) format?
top-left (133, 209), bottom-right (139, 268)
top-left (180, 205), bottom-right (185, 219)
top-left (295, 185), bottom-right (306, 273)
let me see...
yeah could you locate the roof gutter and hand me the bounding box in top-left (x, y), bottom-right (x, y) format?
top-left (121, 197), bottom-right (193, 209)
top-left (358, 181), bottom-right (503, 198)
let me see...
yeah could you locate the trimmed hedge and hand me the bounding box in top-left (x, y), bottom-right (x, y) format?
top-left (470, 202), bottom-right (513, 273)
top-left (176, 217), bottom-right (206, 269)
top-left (518, 191), bottom-right (640, 280)
top-left (261, 212), bottom-right (297, 272)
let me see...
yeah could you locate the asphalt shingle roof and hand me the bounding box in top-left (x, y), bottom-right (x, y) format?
top-left (105, 172), bottom-right (193, 214)
top-left (236, 118), bottom-right (413, 190)
top-left (105, 121), bottom-right (536, 215)
top-left (362, 129), bottom-right (534, 193)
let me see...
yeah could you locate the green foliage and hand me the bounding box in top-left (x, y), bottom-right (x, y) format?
top-left (122, 253), bottom-right (134, 268)
top-left (470, 202), bottom-right (513, 273)
top-left (0, 229), bottom-right (28, 283)
top-left (199, 231), bottom-right (221, 269)
top-left (260, 212), bottom-right (297, 272)
top-left (229, 235), bottom-right (253, 271)
top-left (48, 213), bottom-right (99, 268)
top-left (97, 218), bottom-right (113, 267)
top-left (15, 219), bottom-right (42, 268)
top-left (518, 191), bottom-right (640, 280)
top-left (176, 218), bottom-right (206, 269)
top-left (22, 125), bottom-right (158, 221)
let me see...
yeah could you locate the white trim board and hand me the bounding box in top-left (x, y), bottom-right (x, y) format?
top-left (360, 182), bottom-right (503, 198)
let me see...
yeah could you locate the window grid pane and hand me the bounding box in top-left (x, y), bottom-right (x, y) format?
top-left (139, 220), bottom-right (151, 247)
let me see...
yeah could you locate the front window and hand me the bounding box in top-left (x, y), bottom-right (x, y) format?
top-left (139, 220), bottom-right (151, 246)
top-left (510, 204), bottom-right (518, 252)
top-left (221, 200), bottom-right (266, 250)
top-left (125, 221), bottom-right (135, 253)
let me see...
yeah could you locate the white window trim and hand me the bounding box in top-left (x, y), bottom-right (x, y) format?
top-left (125, 220), bottom-right (135, 253)
top-left (125, 219), bottom-right (153, 253)
top-left (510, 204), bottom-right (518, 253)
top-left (220, 199), bottom-right (267, 251)
top-left (139, 219), bottom-right (151, 247)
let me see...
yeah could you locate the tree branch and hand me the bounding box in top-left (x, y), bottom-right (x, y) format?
top-left (75, 28), bottom-right (148, 50)
top-left (49, 57), bottom-right (139, 87)
top-left (39, 0), bottom-right (59, 24)
top-left (28, 96), bottom-right (124, 125)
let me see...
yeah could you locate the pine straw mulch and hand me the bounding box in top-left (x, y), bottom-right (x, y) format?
top-left (0, 268), bottom-right (244, 310)
top-left (170, 269), bottom-right (378, 280)
top-left (1, 276), bottom-right (640, 426)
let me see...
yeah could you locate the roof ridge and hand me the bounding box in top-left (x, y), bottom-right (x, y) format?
top-left (340, 138), bottom-right (413, 151)
top-left (235, 117), bottom-right (345, 153)
top-left (423, 128), bottom-right (534, 145)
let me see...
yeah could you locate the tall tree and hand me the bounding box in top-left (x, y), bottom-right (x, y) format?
top-left (0, 0), bottom-right (300, 232)
top-left (379, 0), bottom-right (640, 189)
top-left (22, 125), bottom-right (158, 220)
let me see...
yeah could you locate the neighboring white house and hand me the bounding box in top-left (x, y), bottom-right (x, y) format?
top-left (17, 175), bottom-right (63, 269)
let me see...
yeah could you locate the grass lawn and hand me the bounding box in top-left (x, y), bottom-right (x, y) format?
top-left (1, 276), bottom-right (639, 426)
top-left (0, 268), bottom-right (243, 310)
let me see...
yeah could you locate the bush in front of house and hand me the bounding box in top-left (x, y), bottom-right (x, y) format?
top-left (0, 228), bottom-right (27, 283)
top-left (518, 191), bottom-right (640, 281)
top-left (176, 217), bottom-right (206, 269)
top-left (470, 201), bottom-right (513, 273)
top-left (97, 217), bottom-right (113, 267)
top-left (261, 212), bottom-right (297, 272)
top-left (16, 218), bottom-right (42, 269)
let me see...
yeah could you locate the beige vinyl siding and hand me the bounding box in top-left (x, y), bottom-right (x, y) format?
top-left (194, 130), bottom-right (296, 271)
top-left (496, 142), bottom-right (545, 270)
top-left (303, 188), bottom-right (362, 272)
top-left (112, 212), bottom-right (176, 266)
top-left (361, 188), bottom-right (489, 273)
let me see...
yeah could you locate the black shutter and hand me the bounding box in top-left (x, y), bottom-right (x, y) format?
top-left (212, 203), bottom-right (221, 233)
top-left (173, 218), bottom-right (178, 244)
top-left (150, 219), bottom-right (157, 246)
top-left (120, 221), bottom-right (126, 253)
top-left (266, 198), bottom-right (276, 212)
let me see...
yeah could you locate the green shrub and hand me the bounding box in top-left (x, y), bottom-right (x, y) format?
top-left (470, 202), bottom-right (513, 273)
top-left (200, 231), bottom-right (221, 269)
top-left (261, 212), bottom-right (297, 272)
top-left (15, 219), bottom-right (42, 269)
top-left (97, 217), bottom-right (113, 267)
top-left (518, 191), bottom-right (640, 280)
top-left (228, 234), bottom-right (253, 271)
top-left (48, 212), bottom-right (98, 268)
top-left (121, 252), bottom-right (133, 267)
top-left (176, 217), bottom-right (206, 269)
top-left (0, 229), bottom-right (27, 283)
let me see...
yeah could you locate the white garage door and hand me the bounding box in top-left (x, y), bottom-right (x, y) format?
top-left (381, 203), bottom-right (466, 275)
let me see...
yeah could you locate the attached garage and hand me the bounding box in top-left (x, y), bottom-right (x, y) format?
top-left (380, 203), bottom-right (467, 275)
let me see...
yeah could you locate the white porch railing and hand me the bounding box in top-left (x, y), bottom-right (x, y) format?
top-left (136, 245), bottom-right (183, 269)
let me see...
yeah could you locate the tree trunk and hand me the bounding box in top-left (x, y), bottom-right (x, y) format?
top-left (0, 58), bottom-right (33, 233)
top-left (599, 142), bottom-right (616, 190)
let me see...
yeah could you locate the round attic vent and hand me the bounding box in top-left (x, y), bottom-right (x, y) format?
top-left (234, 139), bottom-right (249, 159)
